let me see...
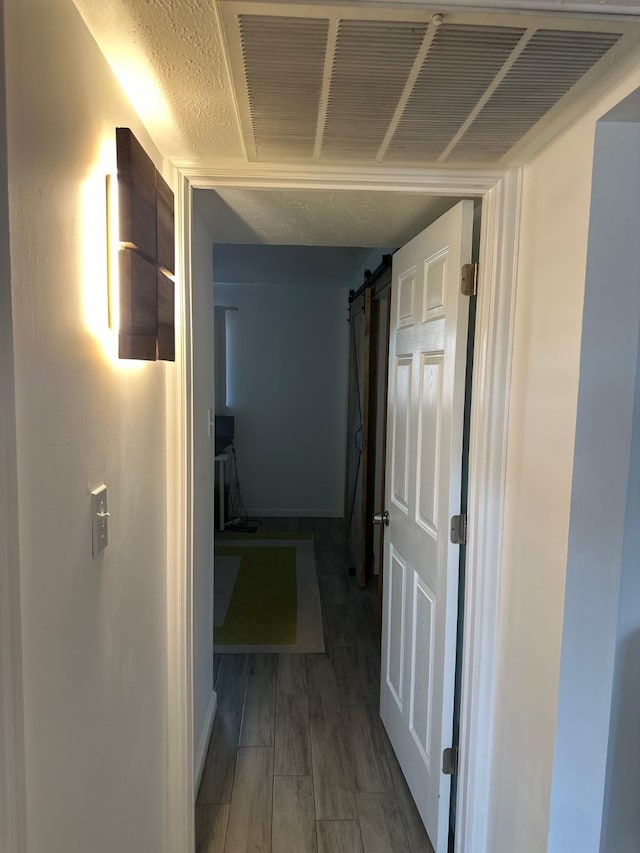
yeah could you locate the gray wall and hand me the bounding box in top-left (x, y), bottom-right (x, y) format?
top-left (548, 113), bottom-right (640, 853)
top-left (600, 313), bottom-right (640, 852)
top-left (216, 280), bottom-right (350, 516)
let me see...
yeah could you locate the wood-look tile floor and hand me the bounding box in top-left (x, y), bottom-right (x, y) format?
top-left (196, 517), bottom-right (435, 853)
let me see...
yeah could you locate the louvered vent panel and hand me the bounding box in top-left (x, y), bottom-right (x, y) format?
top-left (224, 3), bottom-right (633, 165)
top-left (239, 15), bottom-right (329, 159)
top-left (321, 21), bottom-right (427, 159)
top-left (386, 25), bottom-right (525, 161)
top-left (447, 29), bottom-right (621, 161)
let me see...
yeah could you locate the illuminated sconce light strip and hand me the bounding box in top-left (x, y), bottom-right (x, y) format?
top-left (105, 173), bottom-right (118, 332)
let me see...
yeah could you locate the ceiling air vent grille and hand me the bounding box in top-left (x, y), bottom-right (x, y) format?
top-left (239, 15), bottom-right (329, 159)
top-left (386, 24), bottom-right (526, 161)
top-left (221, 3), bottom-right (632, 166)
top-left (448, 28), bottom-right (621, 160)
top-left (322, 20), bottom-right (428, 160)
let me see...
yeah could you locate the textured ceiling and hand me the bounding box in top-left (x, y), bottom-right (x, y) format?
top-left (193, 187), bottom-right (461, 246)
top-left (72, 0), bottom-right (243, 164)
top-left (72, 0), bottom-right (640, 171)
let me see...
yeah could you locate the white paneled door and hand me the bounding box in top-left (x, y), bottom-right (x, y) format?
top-left (379, 201), bottom-right (473, 853)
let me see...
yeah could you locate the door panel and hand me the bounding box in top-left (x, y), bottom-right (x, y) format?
top-left (409, 573), bottom-right (435, 765)
top-left (379, 200), bottom-right (473, 852)
top-left (416, 353), bottom-right (443, 536)
top-left (391, 356), bottom-right (412, 511)
top-left (386, 546), bottom-right (407, 710)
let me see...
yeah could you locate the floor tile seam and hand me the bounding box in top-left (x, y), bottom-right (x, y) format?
top-left (236, 658), bottom-right (251, 748)
top-left (220, 802), bottom-right (231, 853)
top-left (315, 817), bottom-right (358, 822)
top-left (240, 673), bottom-right (277, 749)
top-left (273, 768), bottom-right (314, 778)
top-left (269, 744), bottom-right (276, 853)
top-left (357, 789), bottom-right (414, 853)
top-left (311, 716), bottom-right (359, 821)
top-left (273, 693), bottom-right (313, 778)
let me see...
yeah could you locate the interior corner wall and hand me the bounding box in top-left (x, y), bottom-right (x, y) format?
top-left (600, 304), bottom-right (640, 853)
top-left (548, 117), bottom-right (640, 853)
top-left (190, 208), bottom-right (216, 781)
top-left (216, 281), bottom-right (349, 517)
top-left (488, 65), bottom-right (640, 853)
top-left (4, 1), bottom-right (169, 851)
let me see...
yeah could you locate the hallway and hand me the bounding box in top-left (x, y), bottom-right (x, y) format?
top-left (196, 518), bottom-right (434, 853)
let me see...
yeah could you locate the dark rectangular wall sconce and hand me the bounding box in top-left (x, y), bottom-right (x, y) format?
top-left (114, 127), bottom-right (175, 361)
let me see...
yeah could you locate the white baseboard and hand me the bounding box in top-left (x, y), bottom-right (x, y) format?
top-left (194, 691), bottom-right (217, 794)
top-left (246, 508), bottom-right (343, 518)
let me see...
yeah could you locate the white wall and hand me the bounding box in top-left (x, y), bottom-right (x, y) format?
top-left (216, 280), bottom-right (350, 516)
top-left (489, 63), bottom-right (640, 853)
top-left (4, 1), bottom-right (169, 850)
top-left (190, 207), bottom-right (216, 783)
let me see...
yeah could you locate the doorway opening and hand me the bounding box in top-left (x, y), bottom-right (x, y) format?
top-left (167, 167), bottom-right (521, 853)
top-left (190, 186), bottom-right (482, 853)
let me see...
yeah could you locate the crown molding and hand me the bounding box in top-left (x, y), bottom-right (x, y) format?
top-left (179, 162), bottom-right (505, 195)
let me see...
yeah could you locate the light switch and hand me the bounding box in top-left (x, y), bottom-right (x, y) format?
top-left (91, 485), bottom-right (110, 557)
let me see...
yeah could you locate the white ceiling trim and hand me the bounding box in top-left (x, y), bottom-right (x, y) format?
top-left (243, 1), bottom-right (640, 21)
top-left (181, 162), bottom-right (504, 194)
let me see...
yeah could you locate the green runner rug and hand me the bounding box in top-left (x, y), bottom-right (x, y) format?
top-left (214, 545), bottom-right (297, 645)
top-left (213, 536), bottom-right (324, 653)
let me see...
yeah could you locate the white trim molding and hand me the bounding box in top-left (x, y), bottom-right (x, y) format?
top-left (165, 165), bottom-right (195, 853)
top-left (194, 691), bottom-right (217, 795)
top-left (169, 163), bottom-right (522, 853)
top-left (337, 0), bottom-right (640, 16)
top-left (455, 167), bottom-right (523, 853)
top-left (182, 162), bottom-right (503, 196)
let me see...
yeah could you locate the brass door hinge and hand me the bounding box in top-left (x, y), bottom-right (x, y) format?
top-left (450, 513), bottom-right (467, 546)
top-left (442, 746), bottom-right (459, 776)
top-left (460, 263), bottom-right (478, 297)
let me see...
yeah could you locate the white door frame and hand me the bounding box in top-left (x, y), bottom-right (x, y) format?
top-left (165, 163), bottom-right (523, 853)
top-left (165, 166), bottom-right (196, 853)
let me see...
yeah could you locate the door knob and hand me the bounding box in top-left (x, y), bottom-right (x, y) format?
top-left (373, 510), bottom-right (390, 527)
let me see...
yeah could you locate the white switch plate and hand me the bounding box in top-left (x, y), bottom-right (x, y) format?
top-left (91, 485), bottom-right (109, 557)
top-left (208, 408), bottom-right (214, 438)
